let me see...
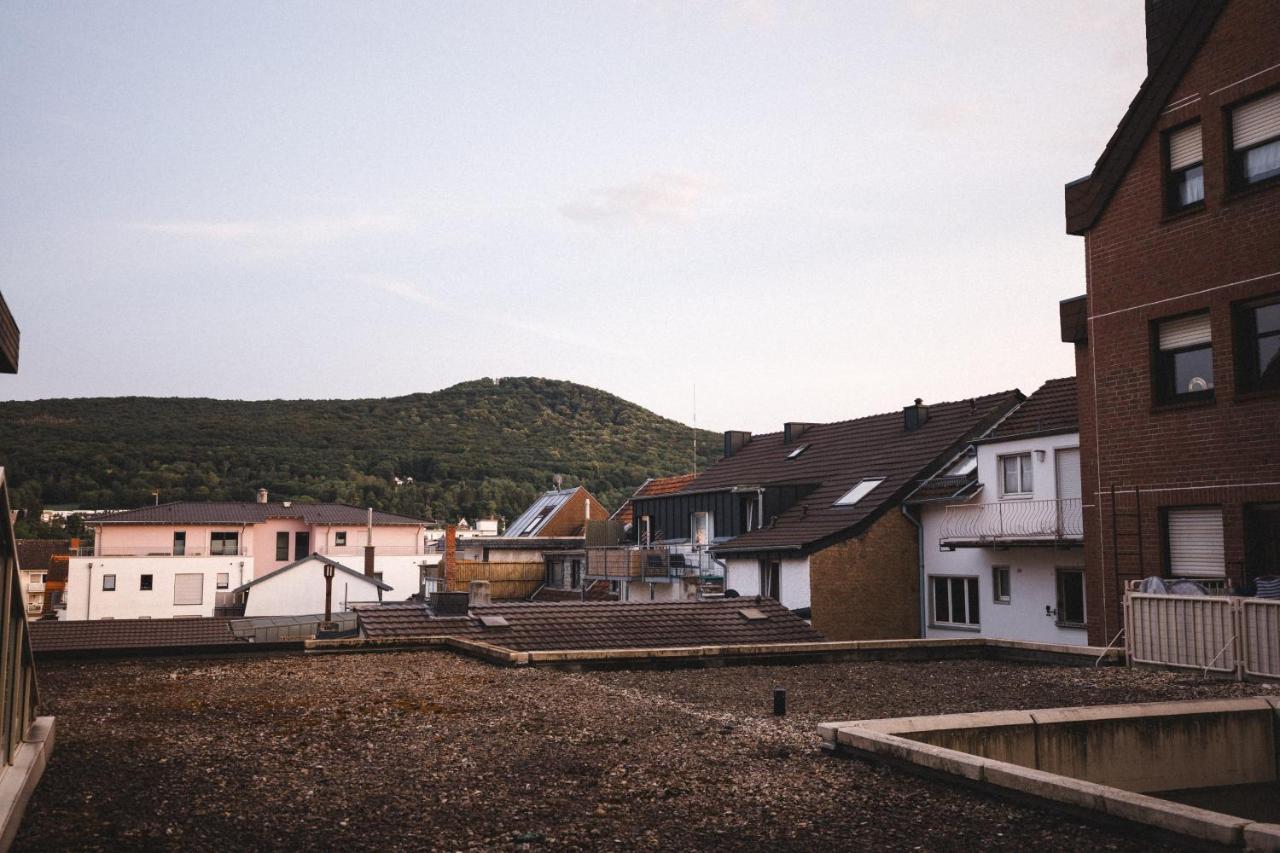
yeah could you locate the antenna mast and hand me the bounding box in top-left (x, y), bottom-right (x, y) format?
top-left (692, 384), bottom-right (697, 475)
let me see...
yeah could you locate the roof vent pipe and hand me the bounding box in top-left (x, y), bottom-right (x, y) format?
top-left (904, 399), bottom-right (930, 432)
top-left (256, 488), bottom-right (268, 504)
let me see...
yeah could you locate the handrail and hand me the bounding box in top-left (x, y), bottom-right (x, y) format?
top-left (940, 497), bottom-right (1084, 542)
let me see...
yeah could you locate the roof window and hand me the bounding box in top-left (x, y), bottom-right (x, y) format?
top-left (834, 478), bottom-right (885, 507)
top-left (786, 444), bottom-right (808, 460)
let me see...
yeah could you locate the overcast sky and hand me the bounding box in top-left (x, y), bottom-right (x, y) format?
top-left (0, 1), bottom-right (1145, 433)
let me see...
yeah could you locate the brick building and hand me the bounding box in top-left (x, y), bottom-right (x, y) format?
top-left (1062, 0), bottom-right (1280, 644)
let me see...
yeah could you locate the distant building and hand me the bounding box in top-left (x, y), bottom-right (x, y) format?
top-left (232, 554), bottom-right (391, 618)
top-left (1061, 0), bottom-right (1280, 644)
top-left (912, 379), bottom-right (1085, 645)
top-left (15, 540), bottom-right (70, 618)
top-left (67, 492), bottom-right (434, 620)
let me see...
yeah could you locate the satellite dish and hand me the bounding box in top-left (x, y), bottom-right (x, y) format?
top-left (1187, 376), bottom-right (1209, 392)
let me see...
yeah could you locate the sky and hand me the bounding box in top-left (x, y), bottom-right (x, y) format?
top-left (0, 1), bottom-right (1147, 434)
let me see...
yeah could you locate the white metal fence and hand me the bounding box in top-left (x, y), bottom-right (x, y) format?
top-left (1125, 589), bottom-right (1280, 680)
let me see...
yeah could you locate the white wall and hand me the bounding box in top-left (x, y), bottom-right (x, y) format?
top-left (243, 559), bottom-right (385, 618)
top-left (67, 556), bottom-right (252, 620)
top-left (974, 434), bottom-right (1080, 503)
top-left (920, 503), bottom-right (1087, 645)
top-left (372, 553), bottom-right (441, 601)
top-left (723, 556), bottom-right (811, 611)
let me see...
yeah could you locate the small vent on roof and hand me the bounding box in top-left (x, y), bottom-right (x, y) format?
top-left (478, 615), bottom-right (510, 628)
top-left (738, 607), bottom-right (769, 621)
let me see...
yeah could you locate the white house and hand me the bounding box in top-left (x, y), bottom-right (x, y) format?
top-left (913, 378), bottom-right (1087, 646)
top-left (234, 555), bottom-right (390, 618)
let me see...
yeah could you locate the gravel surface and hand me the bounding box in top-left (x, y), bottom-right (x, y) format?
top-left (15, 653), bottom-right (1271, 852)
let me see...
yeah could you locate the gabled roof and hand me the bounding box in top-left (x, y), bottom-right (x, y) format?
top-left (1064, 1), bottom-right (1227, 235)
top-left (503, 488), bottom-right (582, 537)
top-left (982, 377), bottom-right (1078, 442)
top-left (662, 391), bottom-right (1022, 555)
top-left (87, 502), bottom-right (428, 527)
top-left (231, 554), bottom-right (391, 595)
top-left (353, 597), bottom-right (824, 650)
top-left (15, 539), bottom-right (69, 572)
top-left (611, 473), bottom-right (699, 526)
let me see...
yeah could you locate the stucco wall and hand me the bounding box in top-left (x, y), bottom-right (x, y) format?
top-left (67, 556), bottom-right (251, 620)
top-left (723, 556), bottom-right (810, 611)
top-left (243, 559), bottom-right (384, 618)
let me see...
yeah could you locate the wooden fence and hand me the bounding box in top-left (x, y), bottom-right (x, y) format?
top-left (1125, 589), bottom-right (1280, 680)
top-left (448, 560), bottom-right (543, 600)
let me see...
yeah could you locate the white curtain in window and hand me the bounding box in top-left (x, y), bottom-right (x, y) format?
top-left (1233, 91), bottom-right (1280, 149)
top-left (1158, 314), bottom-right (1212, 350)
top-left (1168, 123), bottom-right (1203, 169)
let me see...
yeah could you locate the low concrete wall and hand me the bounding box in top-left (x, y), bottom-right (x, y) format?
top-left (821, 698), bottom-right (1280, 849)
top-left (0, 716), bottom-right (55, 850)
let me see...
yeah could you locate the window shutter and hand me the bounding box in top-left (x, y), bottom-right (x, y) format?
top-left (1168, 124), bottom-right (1202, 169)
top-left (173, 573), bottom-right (205, 605)
top-left (1167, 508), bottom-right (1225, 577)
top-left (1158, 313), bottom-right (1211, 350)
top-left (1233, 91), bottom-right (1280, 149)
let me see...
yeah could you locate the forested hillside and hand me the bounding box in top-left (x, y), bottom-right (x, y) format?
top-left (0, 377), bottom-right (720, 524)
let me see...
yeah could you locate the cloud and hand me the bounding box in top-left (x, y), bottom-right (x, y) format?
top-left (128, 213), bottom-right (408, 246)
top-left (560, 173), bottom-right (718, 226)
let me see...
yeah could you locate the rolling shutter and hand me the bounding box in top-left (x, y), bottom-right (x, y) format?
top-left (174, 573), bottom-right (205, 605)
top-left (1168, 124), bottom-right (1202, 169)
top-left (1233, 91), bottom-right (1280, 149)
top-left (1158, 313), bottom-right (1211, 351)
top-left (1167, 508), bottom-right (1225, 578)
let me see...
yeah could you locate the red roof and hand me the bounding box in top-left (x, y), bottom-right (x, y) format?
top-left (611, 473), bottom-right (699, 526)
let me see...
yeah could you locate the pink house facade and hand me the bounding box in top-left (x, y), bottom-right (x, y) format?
top-left (67, 494), bottom-right (434, 620)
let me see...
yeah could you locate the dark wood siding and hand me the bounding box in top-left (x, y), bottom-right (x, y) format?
top-left (633, 491), bottom-right (740, 542)
top-left (0, 292), bottom-right (18, 374)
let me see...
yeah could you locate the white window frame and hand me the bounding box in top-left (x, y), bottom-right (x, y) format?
top-left (998, 453), bottom-right (1034, 498)
top-left (992, 566), bottom-right (1011, 604)
top-left (930, 575), bottom-right (980, 629)
top-left (691, 512), bottom-right (713, 546)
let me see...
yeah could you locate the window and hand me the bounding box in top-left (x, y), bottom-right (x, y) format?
top-left (759, 558), bottom-right (780, 600)
top-left (335, 531), bottom-right (347, 547)
top-left (786, 444), bottom-right (808, 460)
top-left (172, 531), bottom-right (186, 556)
top-left (102, 574), bottom-right (116, 591)
top-left (275, 531), bottom-right (289, 561)
top-left (173, 573), bottom-right (204, 606)
top-left (210, 532), bottom-right (239, 556)
top-left (999, 454), bottom-right (1033, 497)
top-left (1235, 294), bottom-right (1280, 392)
top-left (1165, 122), bottom-right (1204, 210)
top-left (139, 574), bottom-right (153, 591)
top-left (1230, 89), bottom-right (1280, 188)
top-left (931, 576), bottom-right (979, 627)
top-left (1165, 507), bottom-right (1226, 578)
top-left (216, 573), bottom-right (230, 590)
top-left (691, 512), bottom-right (713, 546)
top-left (638, 515), bottom-right (652, 546)
top-left (1056, 568), bottom-right (1086, 627)
top-left (834, 478), bottom-right (885, 507)
top-left (992, 566), bottom-right (1011, 603)
top-left (520, 507), bottom-right (553, 536)
top-left (1154, 313), bottom-right (1214, 402)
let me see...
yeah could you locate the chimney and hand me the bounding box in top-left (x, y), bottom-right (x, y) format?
top-left (1144, 0), bottom-right (1197, 74)
top-left (443, 524), bottom-right (457, 591)
top-left (783, 422), bottom-right (815, 445)
top-left (723, 430), bottom-right (752, 458)
top-left (256, 488), bottom-right (268, 504)
top-left (363, 507), bottom-right (375, 576)
top-left (469, 579), bottom-right (491, 606)
top-left (904, 398), bottom-right (930, 432)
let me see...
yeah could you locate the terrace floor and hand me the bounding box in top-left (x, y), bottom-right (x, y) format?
top-left (15, 653), bottom-right (1272, 851)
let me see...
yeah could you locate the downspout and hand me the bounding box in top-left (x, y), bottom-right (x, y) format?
top-left (901, 504), bottom-right (926, 638)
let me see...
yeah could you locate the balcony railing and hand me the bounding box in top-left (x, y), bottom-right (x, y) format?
top-left (585, 545), bottom-right (726, 581)
top-left (319, 545), bottom-right (427, 557)
top-left (26, 581), bottom-right (44, 593)
top-left (87, 546), bottom-right (246, 557)
top-left (939, 498), bottom-right (1083, 546)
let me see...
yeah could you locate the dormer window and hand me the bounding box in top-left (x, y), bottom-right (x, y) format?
top-left (786, 444), bottom-right (808, 460)
top-left (834, 478), bottom-right (884, 507)
top-left (1165, 122), bottom-right (1203, 211)
top-left (1230, 89), bottom-right (1280, 188)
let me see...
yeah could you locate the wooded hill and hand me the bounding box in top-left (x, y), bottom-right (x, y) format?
top-left (0, 377), bottom-right (720, 524)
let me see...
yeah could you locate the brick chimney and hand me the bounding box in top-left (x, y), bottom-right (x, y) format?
top-left (443, 524), bottom-right (457, 591)
top-left (723, 430), bottom-right (752, 458)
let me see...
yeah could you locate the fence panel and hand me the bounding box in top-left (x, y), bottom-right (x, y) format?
top-left (1242, 599), bottom-right (1280, 679)
top-left (450, 560), bottom-right (543, 600)
top-left (1126, 593), bottom-right (1237, 673)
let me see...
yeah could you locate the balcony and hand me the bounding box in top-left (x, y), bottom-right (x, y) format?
top-left (585, 545), bottom-right (725, 582)
top-left (939, 498), bottom-right (1083, 548)
top-left (319, 545), bottom-right (428, 557)
top-left (88, 546), bottom-right (245, 557)
top-left (26, 581), bottom-right (45, 593)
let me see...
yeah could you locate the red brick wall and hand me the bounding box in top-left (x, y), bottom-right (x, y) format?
top-left (1073, 0), bottom-right (1280, 644)
top-left (809, 510), bottom-right (920, 641)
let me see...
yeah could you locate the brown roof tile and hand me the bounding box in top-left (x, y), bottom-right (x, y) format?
top-left (15, 539), bottom-right (70, 573)
top-left (985, 377), bottom-right (1078, 440)
top-left (354, 597), bottom-right (823, 650)
top-left (29, 618), bottom-right (247, 654)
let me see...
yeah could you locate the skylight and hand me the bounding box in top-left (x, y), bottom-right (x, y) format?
top-left (834, 478), bottom-right (885, 507)
top-left (786, 444), bottom-right (809, 460)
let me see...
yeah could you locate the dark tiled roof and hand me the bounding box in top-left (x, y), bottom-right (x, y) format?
top-left (231, 554), bottom-right (391, 595)
top-left (985, 377), bottom-right (1078, 441)
top-left (1064, 1), bottom-right (1226, 235)
top-left (612, 474), bottom-right (699, 526)
top-left (15, 539), bottom-right (70, 572)
top-left (29, 618), bottom-right (248, 654)
top-left (674, 392), bottom-right (1022, 554)
top-left (87, 502), bottom-right (428, 526)
top-left (354, 597), bottom-right (824, 650)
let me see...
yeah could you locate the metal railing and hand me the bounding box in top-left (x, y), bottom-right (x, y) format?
top-left (90, 546), bottom-right (247, 557)
top-left (0, 468), bottom-right (41, 766)
top-left (26, 581), bottom-right (44, 593)
top-left (320, 545), bottom-right (427, 557)
top-left (585, 545), bottom-right (725, 581)
top-left (939, 498), bottom-right (1083, 545)
top-left (1125, 583), bottom-right (1280, 680)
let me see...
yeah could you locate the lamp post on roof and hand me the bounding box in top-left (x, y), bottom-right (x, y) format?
top-left (323, 561), bottom-right (336, 623)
